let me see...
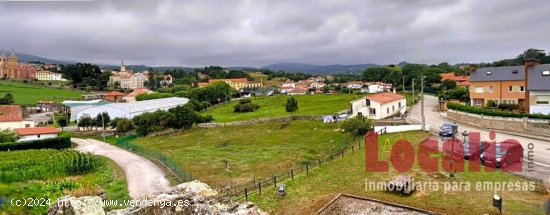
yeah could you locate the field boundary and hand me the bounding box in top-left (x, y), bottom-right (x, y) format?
top-left (197, 115), bottom-right (323, 128)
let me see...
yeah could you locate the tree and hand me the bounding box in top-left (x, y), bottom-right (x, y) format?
top-left (0, 93), bottom-right (15, 104)
top-left (340, 115), bottom-right (373, 136)
top-left (61, 63), bottom-right (102, 89)
top-left (57, 117), bottom-right (68, 131)
top-left (285, 97), bottom-right (299, 116)
top-left (77, 115), bottom-right (93, 131)
top-left (441, 80), bottom-right (457, 90)
top-left (115, 118), bottom-right (134, 134)
top-left (133, 110), bottom-right (176, 136)
top-left (168, 105), bottom-right (212, 129)
top-left (94, 112), bottom-right (110, 130)
top-left (0, 129), bottom-right (18, 143)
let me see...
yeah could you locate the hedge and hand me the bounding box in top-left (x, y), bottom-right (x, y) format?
top-left (447, 103), bottom-right (550, 120)
top-left (0, 136), bottom-right (71, 151)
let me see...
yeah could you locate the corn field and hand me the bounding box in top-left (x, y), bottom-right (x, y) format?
top-left (0, 149), bottom-right (99, 183)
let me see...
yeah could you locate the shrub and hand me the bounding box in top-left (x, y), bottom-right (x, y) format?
top-left (239, 98), bottom-right (252, 105)
top-left (135, 93), bottom-right (174, 101)
top-left (447, 103), bottom-right (550, 120)
top-left (497, 103), bottom-right (520, 111)
top-left (0, 136), bottom-right (71, 151)
top-left (233, 102), bottom-right (259, 113)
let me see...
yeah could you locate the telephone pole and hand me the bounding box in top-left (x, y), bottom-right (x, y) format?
top-left (421, 76), bottom-right (426, 131)
top-left (411, 78), bottom-right (416, 104)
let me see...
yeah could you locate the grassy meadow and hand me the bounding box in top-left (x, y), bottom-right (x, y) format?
top-left (0, 80), bottom-right (81, 105)
top-left (133, 120), bottom-right (359, 187)
top-left (204, 94), bottom-right (362, 122)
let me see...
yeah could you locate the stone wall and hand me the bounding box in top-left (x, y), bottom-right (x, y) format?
top-left (197, 115), bottom-right (323, 128)
top-left (447, 110), bottom-right (550, 137)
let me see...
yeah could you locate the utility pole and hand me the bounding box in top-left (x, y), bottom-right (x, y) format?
top-left (412, 78), bottom-right (416, 104)
top-left (402, 76), bottom-right (405, 92)
top-left (101, 111), bottom-right (105, 141)
top-left (421, 76), bottom-right (425, 131)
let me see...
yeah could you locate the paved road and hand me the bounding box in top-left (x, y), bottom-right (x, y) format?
top-left (72, 138), bottom-right (171, 199)
top-left (408, 95), bottom-right (550, 182)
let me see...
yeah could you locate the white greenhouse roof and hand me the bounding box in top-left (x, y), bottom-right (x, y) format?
top-left (102, 97), bottom-right (189, 114)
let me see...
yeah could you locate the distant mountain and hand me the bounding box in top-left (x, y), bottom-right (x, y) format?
top-left (13, 52), bottom-right (75, 65)
top-left (99, 64), bottom-right (195, 72)
top-left (261, 63), bottom-right (381, 74)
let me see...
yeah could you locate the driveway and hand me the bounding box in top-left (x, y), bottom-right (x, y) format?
top-left (408, 95), bottom-right (550, 182)
top-left (72, 138), bottom-right (171, 199)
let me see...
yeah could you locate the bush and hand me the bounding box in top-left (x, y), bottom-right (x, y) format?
top-left (0, 136), bottom-right (71, 151)
top-left (135, 93), bottom-right (174, 101)
top-left (497, 103), bottom-right (520, 111)
top-left (447, 103), bottom-right (550, 120)
top-left (233, 102), bottom-right (259, 113)
top-left (239, 98), bottom-right (252, 105)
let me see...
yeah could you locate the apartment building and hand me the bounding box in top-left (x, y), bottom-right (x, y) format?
top-left (36, 70), bottom-right (64, 81)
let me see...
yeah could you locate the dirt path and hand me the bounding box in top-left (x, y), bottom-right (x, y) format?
top-left (72, 138), bottom-right (171, 199)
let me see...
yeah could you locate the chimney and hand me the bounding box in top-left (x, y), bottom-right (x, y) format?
top-left (523, 58), bottom-right (540, 113)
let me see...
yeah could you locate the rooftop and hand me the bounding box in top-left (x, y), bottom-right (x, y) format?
top-left (0, 105), bottom-right (23, 122)
top-left (470, 66), bottom-right (525, 82)
top-left (528, 64), bottom-right (550, 90)
top-left (15, 127), bottom-right (59, 136)
top-left (364, 93), bottom-right (405, 105)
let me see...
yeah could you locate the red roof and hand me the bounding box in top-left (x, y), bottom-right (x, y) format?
top-left (457, 80), bottom-right (471, 86)
top-left (105, 91), bottom-right (125, 96)
top-left (15, 127), bottom-right (59, 136)
top-left (441, 72), bottom-right (469, 82)
top-left (0, 105), bottom-right (23, 122)
top-left (366, 93), bottom-right (405, 105)
top-left (127, 88), bottom-right (152, 97)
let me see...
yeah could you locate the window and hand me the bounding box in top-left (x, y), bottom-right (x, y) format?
top-left (365, 99), bottom-right (370, 106)
top-left (509, 86), bottom-right (513, 92)
top-left (474, 99), bottom-right (482, 106)
top-left (543, 71), bottom-right (550, 76)
top-left (387, 107), bottom-right (390, 114)
top-left (536, 96), bottom-right (550, 105)
top-left (37, 135), bottom-right (41, 138)
top-left (488, 86), bottom-right (494, 93)
top-left (392, 105), bottom-right (395, 112)
top-left (398, 102), bottom-right (402, 109)
top-left (520, 86), bottom-right (525, 92)
top-left (512, 70), bottom-right (518, 74)
top-left (369, 108), bottom-right (376, 116)
top-left (486, 71), bottom-right (492, 75)
top-left (475, 87), bottom-right (484, 93)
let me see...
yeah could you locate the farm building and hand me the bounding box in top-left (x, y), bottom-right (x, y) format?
top-left (0, 105), bottom-right (34, 130)
top-left (15, 127), bottom-right (59, 142)
top-left (73, 97), bottom-right (189, 122)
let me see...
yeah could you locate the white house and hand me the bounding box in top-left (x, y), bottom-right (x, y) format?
top-left (528, 65), bottom-right (550, 114)
top-left (346, 81), bottom-right (364, 89)
top-left (309, 81), bottom-right (326, 89)
top-left (282, 80), bottom-right (296, 88)
top-left (36, 71), bottom-right (66, 81)
top-left (350, 92), bottom-right (406, 120)
top-left (0, 105), bottom-right (34, 130)
top-left (365, 82), bottom-right (393, 93)
top-left (15, 127), bottom-right (59, 142)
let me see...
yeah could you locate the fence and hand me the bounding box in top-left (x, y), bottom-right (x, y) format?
top-left (115, 135), bottom-right (194, 182)
top-left (225, 130), bottom-right (402, 201)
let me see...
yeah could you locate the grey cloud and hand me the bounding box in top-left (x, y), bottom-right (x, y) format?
top-left (0, 0), bottom-right (549, 67)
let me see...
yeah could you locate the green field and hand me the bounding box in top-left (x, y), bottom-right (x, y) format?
top-left (133, 120), bottom-right (357, 187)
top-left (249, 131), bottom-right (546, 215)
top-left (204, 94), bottom-right (362, 123)
top-left (0, 80), bottom-right (81, 105)
top-left (0, 150), bottom-right (128, 214)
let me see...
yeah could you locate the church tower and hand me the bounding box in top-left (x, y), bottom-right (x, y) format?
top-left (6, 50), bottom-right (20, 79)
top-left (0, 50), bottom-right (6, 78)
top-left (120, 60), bottom-right (126, 72)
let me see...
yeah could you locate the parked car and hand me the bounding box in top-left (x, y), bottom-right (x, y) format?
top-left (439, 123), bottom-right (457, 137)
top-left (480, 141), bottom-right (524, 169)
top-left (447, 139), bottom-right (490, 160)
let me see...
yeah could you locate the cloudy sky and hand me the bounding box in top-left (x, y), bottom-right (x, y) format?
top-left (0, 0), bottom-right (548, 67)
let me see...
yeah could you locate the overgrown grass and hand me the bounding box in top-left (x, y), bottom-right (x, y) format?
top-left (0, 80), bottom-right (81, 105)
top-left (0, 151), bottom-right (129, 215)
top-left (133, 120), bottom-right (358, 187)
top-left (248, 131), bottom-right (546, 215)
top-left (204, 94), bottom-right (362, 123)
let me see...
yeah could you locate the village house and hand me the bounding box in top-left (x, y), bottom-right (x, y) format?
top-left (15, 127), bottom-right (59, 142)
top-left (123, 88), bottom-right (154, 102)
top-left (346, 81), bottom-right (364, 89)
top-left (441, 72), bottom-right (470, 87)
top-left (0, 105), bottom-right (34, 130)
top-left (199, 78), bottom-right (263, 90)
top-left (36, 70), bottom-right (65, 81)
top-left (364, 82), bottom-right (393, 93)
top-left (527, 63), bottom-right (550, 114)
top-left (104, 91), bottom-right (125, 103)
top-left (281, 79), bottom-right (296, 88)
top-left (350, 92), bottom-right (406, 120)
